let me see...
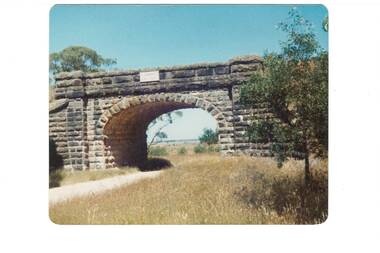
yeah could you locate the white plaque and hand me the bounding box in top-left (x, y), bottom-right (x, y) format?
top-left (140, 71), bottom-right (160, 82)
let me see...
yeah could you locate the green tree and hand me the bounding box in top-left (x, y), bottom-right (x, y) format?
top-left (198, 128), bottom-right (218, 145)
top-left (240, 9), bottom-right (328, 184)
top-left (49, 46), bottom-right (116, 75)
top-left (49, 46), bottom-right (117, 102)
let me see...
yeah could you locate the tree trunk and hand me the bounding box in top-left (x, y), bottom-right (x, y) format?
top-left (302, 133), bottom-right (312, 185)
top-left (304, 149), bottom-right (311, 185)
top-left (147, 122), bottom-right (170, 150)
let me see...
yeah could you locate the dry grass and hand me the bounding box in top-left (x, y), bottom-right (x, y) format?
top-left (49, 167), bottom-right (139, 188)
top-left (49, 152), bottom-right (327, 224)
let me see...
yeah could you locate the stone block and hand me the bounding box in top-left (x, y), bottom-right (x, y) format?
top-left (112, 75), bottom-right (133, 83)
top-left (195, 99), bottom-right (204, 108)
top-left (173, 70), bottom-right (195, 78)
top-left (231, 63), bottom-right (259, 73)
top-left (196, 68), bottom-right (213, 76)
top-left (219, 127), bottom-right (234, 134)
top-left (214, 66), bottom-right (229, 75)
top-left (102, 77), bottom-right (112, 84)
top-left (129, 97), bottom-right (140, 106)
top-left (86, 78), bottom-right (102, 86)
top-left (110, 104), bottom-right (121, 114)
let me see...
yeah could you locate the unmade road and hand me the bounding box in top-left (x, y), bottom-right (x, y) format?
top-left (49, 171), bottom-right (162, 205)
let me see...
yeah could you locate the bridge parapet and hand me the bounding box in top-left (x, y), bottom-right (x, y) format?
top-left (53, 55), bottom-right (262, 99)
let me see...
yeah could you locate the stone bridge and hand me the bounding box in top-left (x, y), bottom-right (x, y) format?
top-left (49, 55), bottom-right (272, 170)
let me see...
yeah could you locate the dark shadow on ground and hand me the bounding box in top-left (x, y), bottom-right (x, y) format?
top-left (138, 157), bottom-right (173, 171)
top-left (49, 138), bottom-right (63, 188)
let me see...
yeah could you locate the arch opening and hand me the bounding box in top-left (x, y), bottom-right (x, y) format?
top-left (100, 95), bottom-right (227, 169)
top-left (147, 108), bottom-right (218, 145)
top-left (104, 101), bottom-right (193, 167)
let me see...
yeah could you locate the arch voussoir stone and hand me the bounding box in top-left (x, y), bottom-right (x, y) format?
top-left (104, 110), bottom-right (112, 118)
top-left (173, 94), bottom-right (182, 103)
top-left (186, 96), bottom-right (197, 105)
top-left (99, 115), bottom-right (108, 124)
top-left (109, 104), bottom-right (121, 115)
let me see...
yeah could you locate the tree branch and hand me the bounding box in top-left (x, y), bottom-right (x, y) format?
top-left (147, 122), bottom-right (170, 149)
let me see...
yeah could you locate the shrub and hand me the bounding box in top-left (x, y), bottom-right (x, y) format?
top-left (207, 145), bottom-right (220, 153)
top-left (193, 144), bottom-right (207, 154)
top-left (198, 128), bottom-right (218, 145)
top-left (148, 146), bottom-right (168, 156)
top-left (177, 147), bottom-right (187, 155)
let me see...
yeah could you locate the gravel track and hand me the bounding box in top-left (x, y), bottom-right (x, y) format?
top-left (49, 171), bottom-right (162, 205)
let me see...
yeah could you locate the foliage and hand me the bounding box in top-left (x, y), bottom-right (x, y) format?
top-left (193, 144), bottom-right (220, 154)
top-left (193, 144), bottom-right (207, 154)
top-left (148, 146), bottom-right (168, 157)
top-left (207, 145), bottom-right (220, 153)
top-left (240, 9), bottom-right (328, 183)
top-left (49, 46), bottom-right (116, 75)
top-left (177, 147), bottom-right (187, 155)
top-left (198, 128), bottom-right (218, 145)
top-left (155, 132), bottom-right (168, 142)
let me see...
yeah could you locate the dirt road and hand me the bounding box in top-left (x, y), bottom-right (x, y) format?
top-left (49, 170), bottom-right (162, 205)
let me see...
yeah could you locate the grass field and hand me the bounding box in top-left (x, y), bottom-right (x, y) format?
top-left (49, 148), bottom-right (327, 224)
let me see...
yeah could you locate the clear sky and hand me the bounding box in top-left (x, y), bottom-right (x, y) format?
top-left (50, 4), bottom-right (328, 141)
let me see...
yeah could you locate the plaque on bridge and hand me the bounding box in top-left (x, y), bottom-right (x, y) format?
top-left (140, 70), bottom-right (160, 82)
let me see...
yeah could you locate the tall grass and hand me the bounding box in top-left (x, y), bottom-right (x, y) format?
top-left (148, 146), bottom-right (168, 156)
top-left (193, 144), bottom-right (207, 153)
top-left (193, 144), bottom-right (219, 153)
top-left (50, 153), bottom-right (327, 224)
top-left (177, 147), bottom-right (187, 155)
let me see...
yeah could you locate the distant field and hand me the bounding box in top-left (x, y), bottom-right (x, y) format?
top-left (151, 143), bottom-right (199, 154)
top-left (49, 147), bottom-right (328, 224)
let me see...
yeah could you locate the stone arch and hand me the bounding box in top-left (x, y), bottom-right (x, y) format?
top-left (95, 93), bottom-right (228, 168)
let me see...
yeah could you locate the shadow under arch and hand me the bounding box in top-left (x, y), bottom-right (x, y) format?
top-left (96, 93), bottom-right (228, 169)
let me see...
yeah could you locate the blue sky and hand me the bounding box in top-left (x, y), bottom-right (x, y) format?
top-left (50, 4), bottom-right (328, 141)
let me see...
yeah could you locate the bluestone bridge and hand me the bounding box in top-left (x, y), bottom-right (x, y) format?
top-left (49, 55), bottom-right (272, 170)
